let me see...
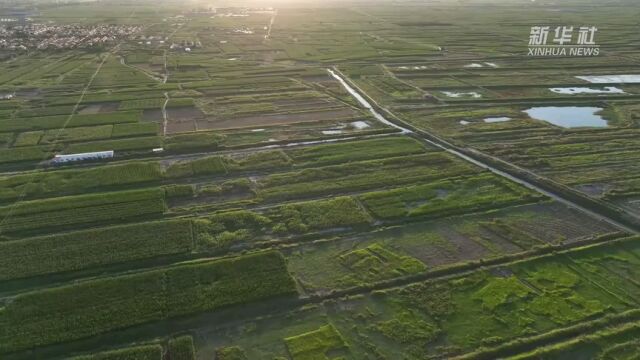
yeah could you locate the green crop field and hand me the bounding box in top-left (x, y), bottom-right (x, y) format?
top-left (1, 0), bottom-right (639, 359)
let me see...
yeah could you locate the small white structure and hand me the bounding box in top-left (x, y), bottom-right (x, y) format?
top-left (152, 147), bottom-right (164, 153)
top-left (52, 150), bottom-right (114, 164)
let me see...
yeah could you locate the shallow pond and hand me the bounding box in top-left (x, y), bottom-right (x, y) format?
top-left (549, 86), bottom-right (625, 94)
top-left (322, 130), bottom-right (343, 135)
top-left (350, 121), bottom-right (370, 129)
top-left (523, 106), bottom-right (608, 128)
top-left (484, 117), bottom-right (511, 123)
top-left (442, 91), bottom-right (481, 98)
top-left (577, 75), bottom-right (640, 83)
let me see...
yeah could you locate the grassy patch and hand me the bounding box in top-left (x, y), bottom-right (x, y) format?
top-left (285, 324), bottom-right (349, 360)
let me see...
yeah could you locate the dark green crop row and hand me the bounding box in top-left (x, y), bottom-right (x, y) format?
top-left (9, 123), bottom-right (159, 147)
top-left (68, 344), bottom-right (163, 360)
top-left (0, 188), bottom-right (165, 235)
top-left (255, 153), bottom-right (478, 202)
top-left (0, 162), bottom-right (162, 203)
top-left (66, 334), bottom-right (196, 360)
top-left (285, 136), bottom-right (429, 166)
top-left (166, 335), bottom-right (196, 360)
top-left (359, 173), bottom-right (545, 220)
top-left (0, 146), bottom-right (53, 165)
top-left (0, 251), bottom-right (297, 354)
top-left (65, 136), bottom-right (161, 154)
top-left (0, 111), bottom-right (140, 132)
top-left (0, 136), bottom-right (427, 203)
top-left (0, 219), bottom-right (193, 281)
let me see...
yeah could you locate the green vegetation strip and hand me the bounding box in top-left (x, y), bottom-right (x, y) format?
top-left (508, 319), bottom-right (640, 359)
top-left (285, 323), bottom-right (350, 360)
top-left (0, 188), bottom-right (165, 235)
top-left (0, 112), bottom-right (140, 132)
top-left (454, 310), bottom-right (640, 360)
top-left (360, 173), bottom-right (544, 220)
top-left (256, 153), bottom-right (477, 202)
top-left (0, 251), bottom-right (297, 354)
top-left (0, 162), bottom-right (162, 203)
top-left (167, 336), bottom-right (196, 360)
top-left (285, 136), bottom-right (428, 166)
top-left (0, 220), bottom-right (193, 281)
top-left (67, 344), bottom-right (163, 360)
top-left (194, 196), bottom-right (371, 251)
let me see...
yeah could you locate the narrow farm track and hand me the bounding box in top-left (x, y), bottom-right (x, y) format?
top-left (119, 56), bottom-right (164, 82)
top-left (265, 9), bottom-right (277, 40)
top-left (328, 67), bottom-right (640, 235)
top-left (162, 91), bottom-right (169, 136)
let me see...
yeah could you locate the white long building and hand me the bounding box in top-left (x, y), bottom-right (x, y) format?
top-left (52, 150), bottom-right (114, 164)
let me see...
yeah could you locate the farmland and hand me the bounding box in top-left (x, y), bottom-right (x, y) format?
top-left (1, 0), bottom-right (640, 359)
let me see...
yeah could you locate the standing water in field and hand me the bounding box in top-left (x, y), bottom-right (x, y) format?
top-left (442, 91), bottom-right (482, 98)
top-left (577, 75), bottom-right (640, 83)
top-left (524, 106), bottom-right (608, 128)
top-left (549, 87), bottom-right (625, 95)
top-left (484, 117), bottom-right (511, 123)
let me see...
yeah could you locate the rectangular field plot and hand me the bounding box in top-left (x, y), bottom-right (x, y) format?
top-left (2, 1), bottom-right (640, 359)
top-left (398, 101), bottom-right (640, 219)
top-left (0, 161), bottom-right (162, 203)
top-left (0, 251), bottom-right (296, 355)
top-left (174, 237), bottom-right (640, 360)
top-left (0, 219), bottom-right (193, 282)
top-left (358, 173), bottom-right (544, 220)
top-left (285, 201), bottom-right (620, 295)
top-left (0, 188), bottom-right (165, 236)
top-left (165, 78), bottom-right (371, 134)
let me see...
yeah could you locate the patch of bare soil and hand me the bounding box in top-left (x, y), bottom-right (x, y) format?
top-left (78, 102), bottom-right (119, 114)
top-left (575, 183), bottom-right (610, 197)
top-left (166, 121), bottom-right (196, 133)
top-left (142, 109), bottom-right (164, 122)
top-left (167, 106), bottom-right (206, 121)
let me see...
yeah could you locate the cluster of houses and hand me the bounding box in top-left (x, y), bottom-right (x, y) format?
top-left (0, 24), bottom-right (142, 50)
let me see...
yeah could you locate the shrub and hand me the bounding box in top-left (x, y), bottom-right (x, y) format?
top-left (194, 210), bottom-right (271, 250)
top-left (164, 184), bottom-right (195, 199)
top-left (164, 132), bottom-right (224, 153)
top-left (167, 336), bottom-right (195, 360)
top-left (273, 196), bottom-right (372, 234)
top-left (215, 346), bottom-right (248, 360)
